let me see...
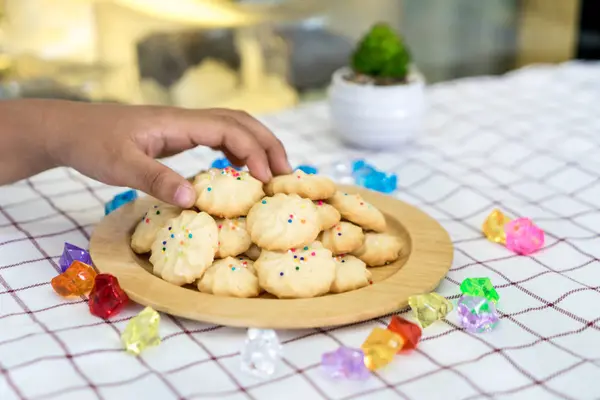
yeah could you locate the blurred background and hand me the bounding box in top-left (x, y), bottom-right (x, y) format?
top-left (0, 0), bottom-right (595, 113)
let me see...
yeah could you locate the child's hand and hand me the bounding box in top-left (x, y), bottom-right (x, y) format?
top-left (0, 99), bottom-right (291, 208)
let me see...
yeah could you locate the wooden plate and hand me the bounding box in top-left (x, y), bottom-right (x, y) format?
top-left (89, 185), bottom-right (453, 329)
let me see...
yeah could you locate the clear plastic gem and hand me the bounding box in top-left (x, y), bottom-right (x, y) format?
top-left (240, 328), bottom-right (282, 379)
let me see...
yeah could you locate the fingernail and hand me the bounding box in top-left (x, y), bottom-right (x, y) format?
top-left (174, 183), bottom-right (195, 208)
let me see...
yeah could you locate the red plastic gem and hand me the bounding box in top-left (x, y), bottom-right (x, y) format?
top-left (387, 315), bottom-right (422, 352)
top-left (88, 274), bottom-right (129, 318)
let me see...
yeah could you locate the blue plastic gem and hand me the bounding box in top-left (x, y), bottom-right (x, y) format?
top-left (296, 165), bottom-right (318, 175)
top-left (211, 157), bottom-right (241, 170)
top-left (351, 160), bottom-right (397, 194)
top-left (104, 190), bottom-right (138, 215)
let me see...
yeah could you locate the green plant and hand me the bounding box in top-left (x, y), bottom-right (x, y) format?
top-left (351, 23), bottom-right (411, 82)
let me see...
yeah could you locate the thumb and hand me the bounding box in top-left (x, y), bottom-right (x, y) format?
top-left (119, 151), bottom-right (196, 208)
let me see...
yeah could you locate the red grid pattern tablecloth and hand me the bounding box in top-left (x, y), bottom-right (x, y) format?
top-left (1, 62), bottom-right (600, 400)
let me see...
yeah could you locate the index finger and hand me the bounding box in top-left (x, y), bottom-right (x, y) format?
top-left (165, 109), bottom-right (272, 182)
top-left (211, 109), bottom-right (292, 176)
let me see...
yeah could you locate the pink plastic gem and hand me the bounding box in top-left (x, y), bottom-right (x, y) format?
top-left (505, 218), bottom-right (544, 255)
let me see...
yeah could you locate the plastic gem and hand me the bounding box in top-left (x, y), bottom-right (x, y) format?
top-left (321, 346), bottom-right (370, 380)
top-left (296, 165), bottom-right (318, 174)
top-left (408, 293), bottom-right (453, 328)
top-left (361, 327), bottom-right (404, 371)
top-left (88, 274), bottom-right (129, 318)
top-left (240, 328), bottom-right (283, 379)
top-left (352, 160), bottom-right (397, 194)
top-left (211, 157), bottom-right (241, 170)
top-left (482, 209), bottom-right (511, 245)
top-left (505, 217), bottom-right (544, 255)
top-left (457, 295), bottom-right (499, 333)
top-left (51, 261), bottom-right (97, 297)
top-left (105, 190), bottom-right (137, 215)
top-left (460, 277), bottom-right (499, 304)
top-left (387, 316), bottom-right (422, 352)
top-left (121, 306), bottom-right (161, 355)
top-left (321, 161), bottom-right (355, 185)
top-left (58, 242), bottom-right (92, 272)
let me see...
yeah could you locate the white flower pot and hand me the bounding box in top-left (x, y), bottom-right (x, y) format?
top-left (328, 66), bottom-right (426, 149)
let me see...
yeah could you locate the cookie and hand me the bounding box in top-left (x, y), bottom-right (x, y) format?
top-left (197, 257), bottom-right (260, 298)
top-left (351, 232), bottom-right (402, 267)
top-left (246, 193), bottom-right (320, 251)
top-left (244, 244), bottom-right (262, 261)
top-left (215, 217), bottom-right (252, 258)
top-left (315, 200), bottom-right (341, 230)
top-left (320, 222), bottom-right (365, 255)
top-left (149, 210), bottom-right (218, 285)
top-left (265, 170), bottom-right (336, 200)
top-left (255, 241), bottom-right (335, 298)
top-left (328, 191), bottom-right (386, 232)
top-left (330, 255), bottom-right (372, 293)
top-left (193, 167), bottom-right (264, 218)
top-left (131, 203), bottom-right (181, 254)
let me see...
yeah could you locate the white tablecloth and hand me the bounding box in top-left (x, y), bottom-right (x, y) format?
top-left (1, 61), bottom-right (600, 400)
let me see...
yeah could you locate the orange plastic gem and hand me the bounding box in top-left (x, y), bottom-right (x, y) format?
top-left (482, 209), bottom-right (511, 245)
top-left (387, 316), bottom-right (422, 352)
top-left (361, 327), bottom-right (404, 371)
top-left (51, 261), bottom-right (97, 297)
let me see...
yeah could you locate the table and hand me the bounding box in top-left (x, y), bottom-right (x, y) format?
top-left (1, 61), bottom-right (599, 400)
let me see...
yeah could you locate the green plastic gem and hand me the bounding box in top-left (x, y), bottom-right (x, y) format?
top-left (459, 278), bottom-right (499, 304)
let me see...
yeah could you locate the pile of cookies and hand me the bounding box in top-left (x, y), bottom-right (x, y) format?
top-left (129, 167), bottom-right (402, 299)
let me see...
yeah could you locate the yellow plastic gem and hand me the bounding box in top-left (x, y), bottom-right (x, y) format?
top-left (408, 293), bottom-right (453, 328)
top-left (121, 306), bottom-right (161, 355)
top-left (482, 209), bottom-right (511, 245)
top-left (360, 327), bottom-right (404, 371)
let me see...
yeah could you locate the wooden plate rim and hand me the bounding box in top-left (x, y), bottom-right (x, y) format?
top-left (89, 185), bottom-right (453, 329)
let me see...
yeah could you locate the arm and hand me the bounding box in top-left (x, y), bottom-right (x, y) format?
top-left (0, 99), bottom-right (291, 207)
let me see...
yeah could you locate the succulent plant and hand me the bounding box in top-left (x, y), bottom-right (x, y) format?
top-left (351, 23), bottom-right (411, 82)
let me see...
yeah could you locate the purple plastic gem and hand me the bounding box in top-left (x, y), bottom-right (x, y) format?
top-left (58, 242), bottom-right (92, 272)
top-left (211, 157), bottom-right (241, 170)
top-left (296, 165), bottom-right (318, 174)
top-left (351, 160), bottom-right (397, 194)
top-left (457, 295), bottom-right (499, 334)
top-left (321, 346), bottom-right (370, 380)
top-left (104, 190), bottom-right (137, 215)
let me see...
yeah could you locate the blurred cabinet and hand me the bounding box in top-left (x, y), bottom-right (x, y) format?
top-left (0, 0), bottom-right (586, 105)
top-left (400, 0), bottom-right (519, 82)
top-left (516, 0), bottom-right (581, 66)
